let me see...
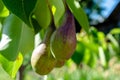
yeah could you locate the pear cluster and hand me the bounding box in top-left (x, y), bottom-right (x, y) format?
top-left (31, 4), bottom-right (76, 75)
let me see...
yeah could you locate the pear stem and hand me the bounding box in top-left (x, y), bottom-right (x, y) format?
top-left (43, 23), bottom-right (55, 44)
top-left (42, 0), bottom-right (56, 44)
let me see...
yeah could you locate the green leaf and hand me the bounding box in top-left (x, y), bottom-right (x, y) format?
top-left (0, 0), bottom-right (9, 17)
top-left (0, 22), bottom-right (2, 38)
top-left (107, 34), bottom-right (119, 48)
top-left (0, 53), bottom-right (23, 78)
top-left (0, 0), bottom-right (4, 13)
top-left (2, 0), bottom-right (37, 26)
top-left (0, 7), bottom-right (9, 17)
top-left (19, 24), bottom-right (34, 55)
top-left (49, 0), bottom-right (65, 27)
top-left (72, 41), bottom-right (85, 65)
top-left (0, 14), bottom-right (23, 61)
top-left (31, 18), bottom-right (42, 34)
top-left (34, 0), bottom-right (51, 29)
top-left (98, 46), bottom-right (107, 67)
top-left (66, 0), bottom-right (89, 33)
top-left (88, 52), bottom-right (97, 68)
top-left (110, 28), bottom-right (120, 34)
top-left (0, 14), bottom-right (34, 77)
top-left (83, 49), bottom-right (91, 64)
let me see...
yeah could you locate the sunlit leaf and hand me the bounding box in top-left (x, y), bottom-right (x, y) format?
top-left (0, 53), bottom-right (23, 78)
top-left (107, 34), bottom-right (119, 48)
top-left (83, 49), bottom-right (91, 64)
top-left (0, 0), bottom-right (9, 17)
top-left (88, 52), bottom-right (97, 67)
top-left (110, 28), bottom-right (120, 34)
top-left (99, 46), bottom-right (106, 67)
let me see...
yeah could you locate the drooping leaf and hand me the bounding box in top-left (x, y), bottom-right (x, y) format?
top-left (98, 46), bottom-right (107, 67)
top-left (2, 0), bottom-right (37, 27)
top-left (0, 14), bottom-right (23, 61)
top-left (34, 0), bottom-right (51, 29)
top-left (49, 0), bottom-right (65, 27)
top-left (19, 24), bottom-right (34, 55)
top-left (0, 53), bottom-right (23, 78)
top-left (66, 0), bottom-right (89, 33)
top-left (107, 34), bottom-right (119, 48)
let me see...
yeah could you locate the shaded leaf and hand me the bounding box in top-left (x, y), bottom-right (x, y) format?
top-left (72, 41), bottom-right (85, 65)
top-left (0, 14), bottom-right (23, 61)
top-left (19, 24), bottom-right (34, 55)
top-left (34, 0), bottom-right (51, 29)
top-left (2, 0), bottom-right (37, 26)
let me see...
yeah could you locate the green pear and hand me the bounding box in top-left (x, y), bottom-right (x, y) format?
top-left (31, 43), bottom-right (56, 75)
top-left (55, 59), bottom-right (66, 68)
top-left (31, 23), bottom-right (57, 75)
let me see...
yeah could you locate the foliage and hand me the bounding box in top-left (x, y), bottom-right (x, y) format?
top-left (72, 27), bottom-right (120, 68)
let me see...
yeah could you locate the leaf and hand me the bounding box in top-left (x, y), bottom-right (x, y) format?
top-left (110, 28), bottom-right (120, 34)
top-left (0, 14), bottom-right (34, 77)
top-left (0, 22), bottom-right (2, 38)
top-left (88, 52), bottom-right (97, 68)
top-left (19, 24), bottom-right (34, 55)
top-left (0, 0), bottom-right (4, 12)
top-left (0, 53), bottom-right (23, 78)
top-left (2, 0), bottom-right (37, 26)
top-left (49, 0), bottom-right (65, 27)
top-left (0, 0), bottom-right (9, 17)
top-left (33, 0), bottom-right (51, 29)
top-left (98, 46), bottom-right (106, 67)
top-left (31, 18), bottom-right (42, 34)
top-left (66, 0), bottom-right (89, 33)
top-left (0, 14), bottom-right (23, 61)
top-left (83, 49), bottom-right (91, 64)
top-left (72, 41), bottom-right (85, 65)
top-left (0, 6), bottom-right (9, 17)
top-left (107, 34), bottom-right (119, 48)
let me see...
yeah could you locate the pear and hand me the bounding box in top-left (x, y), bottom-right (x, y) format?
top-left (31, 23), bottom-right (57, 75)
top-left (50, 5), bottom-right (76, 60)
